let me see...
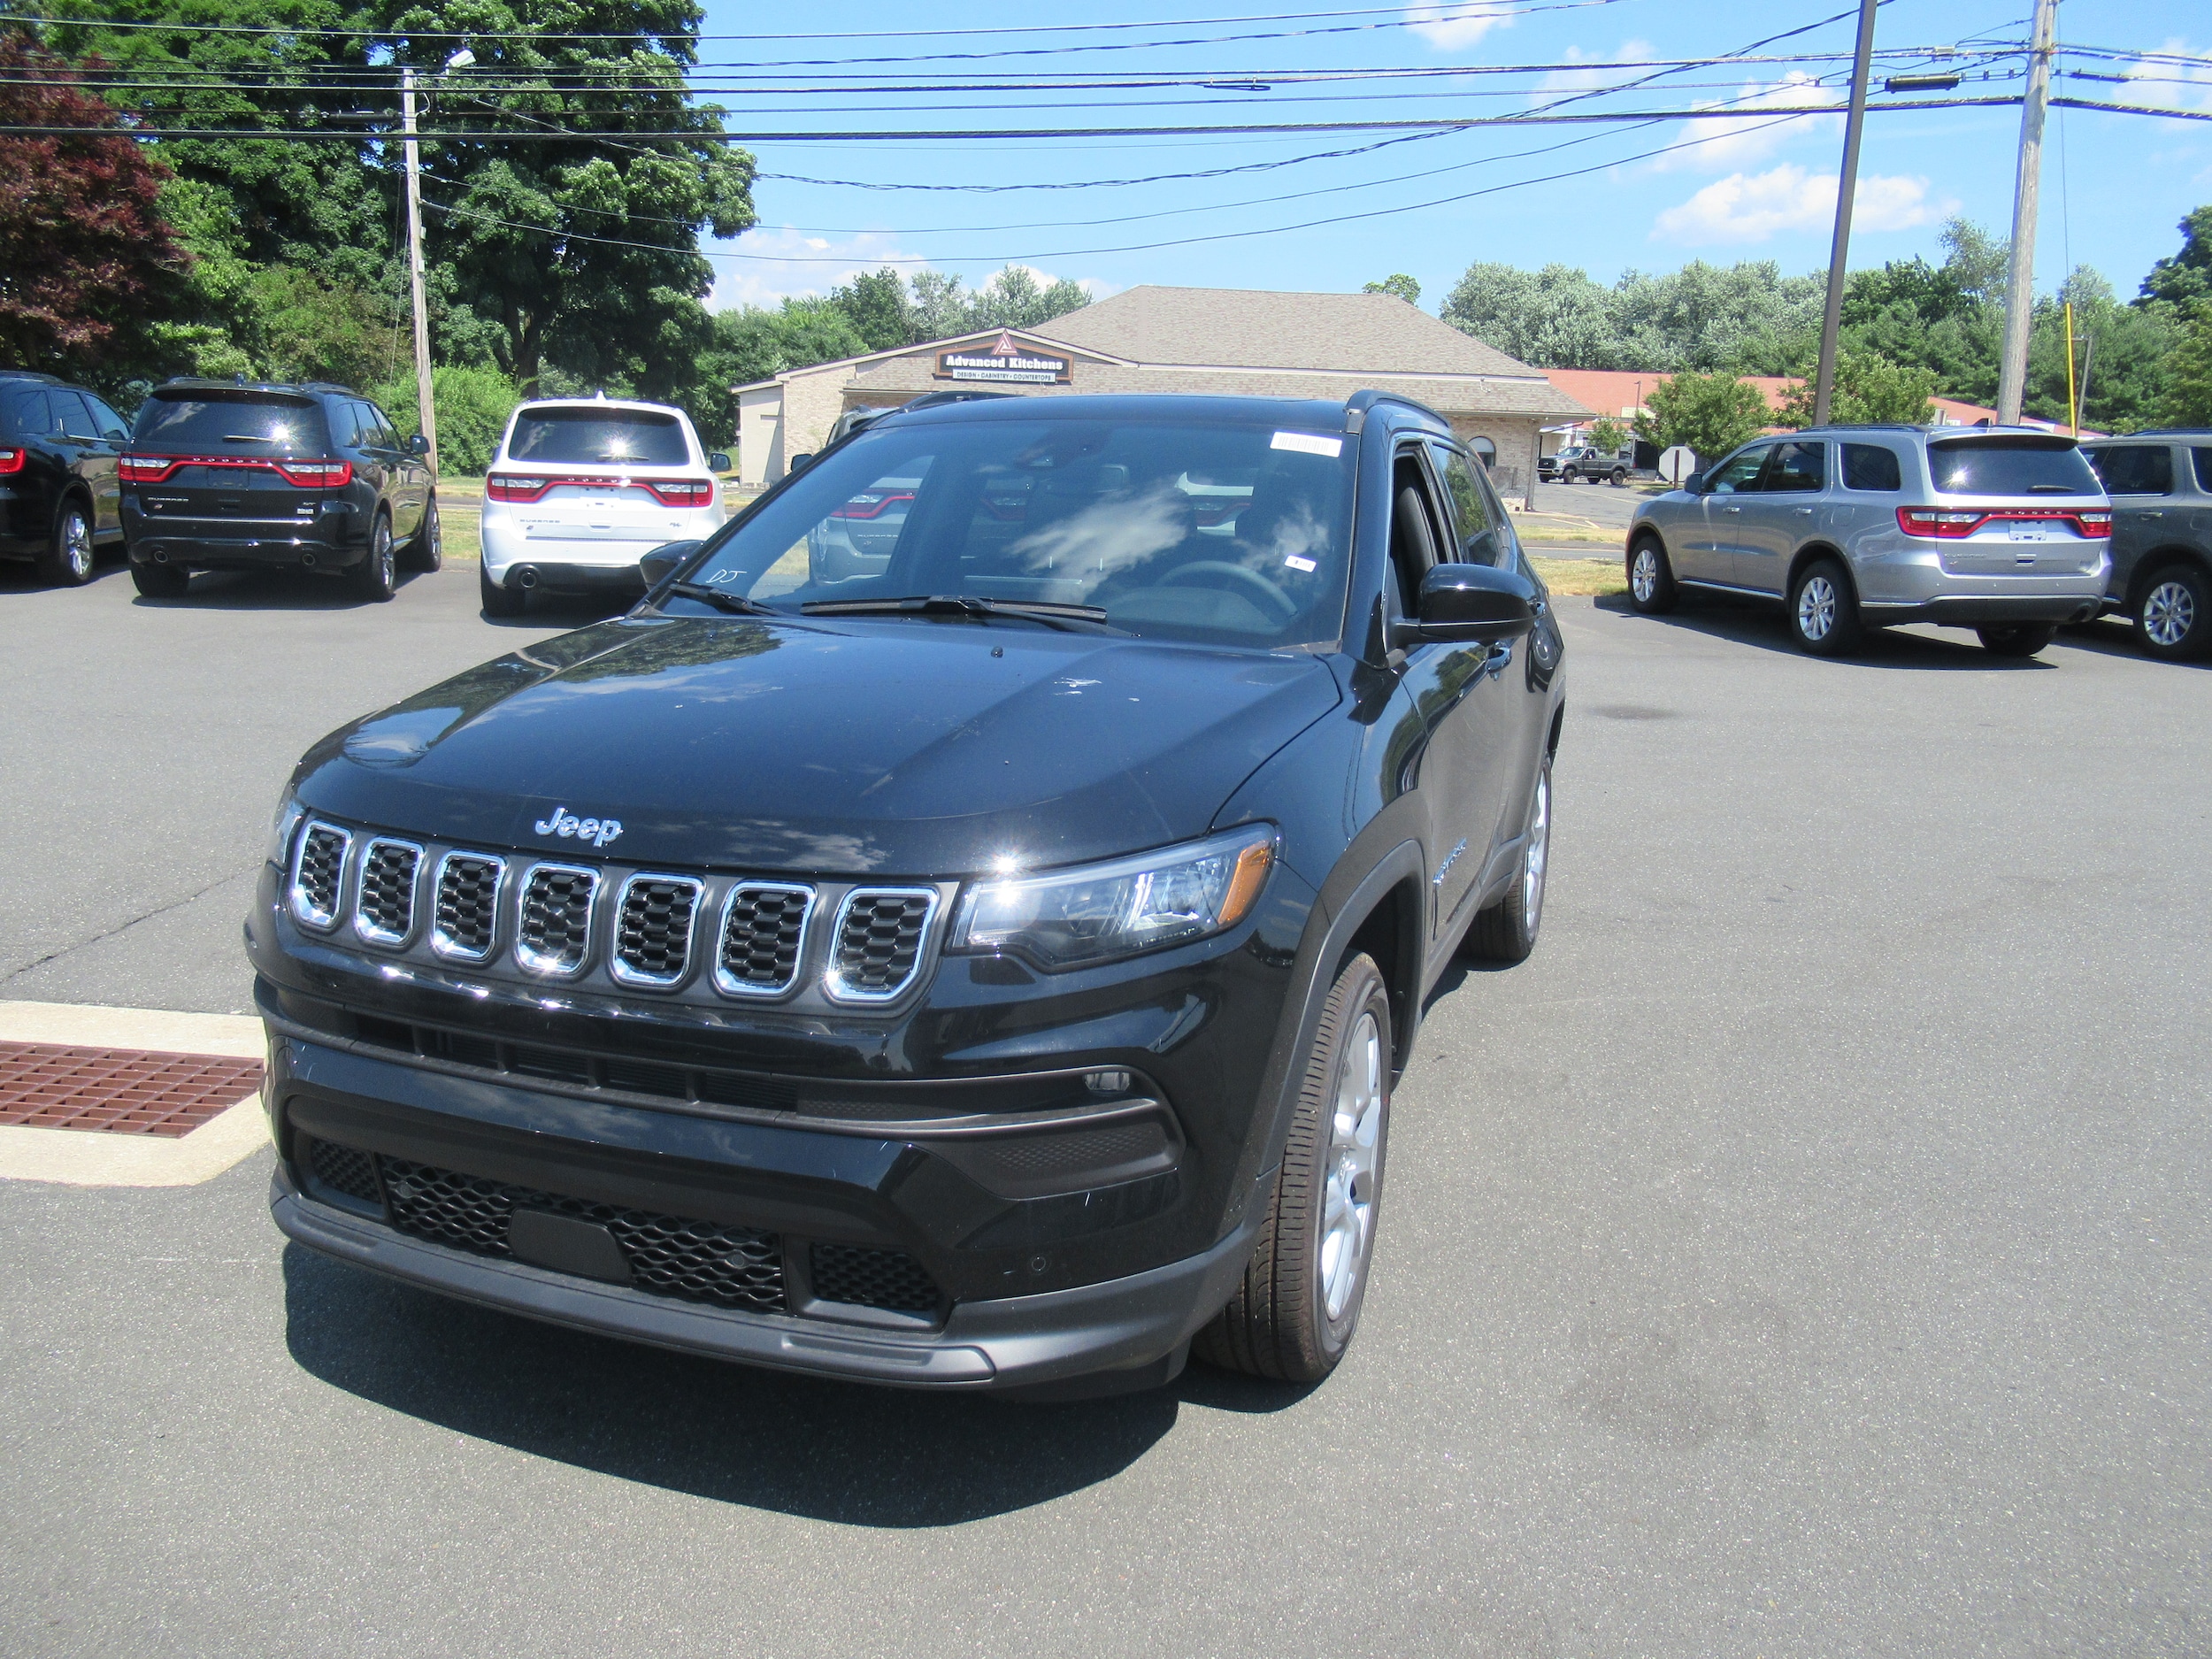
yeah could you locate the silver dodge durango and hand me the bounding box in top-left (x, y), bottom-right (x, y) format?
top-left (1624, 425), bottom-right (2111, 657)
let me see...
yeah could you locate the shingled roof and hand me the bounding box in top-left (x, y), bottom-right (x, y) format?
top-left (1032, 286), bottom-right (1548, 380)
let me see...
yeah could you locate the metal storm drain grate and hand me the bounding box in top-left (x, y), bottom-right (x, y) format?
top-left (0, 1041), bottom-right (264, 1137)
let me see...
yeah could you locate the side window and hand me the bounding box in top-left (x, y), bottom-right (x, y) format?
top-left (1, 388), bottom-right (47, 435)
top-left (51, 390), bottom-right (98, 441)
top-left (1707, 445), bottom-right (1769, 495)
top-left (1427, 442), bottom-right (1492, 561)
top-left (327, 403), bottom-right (361, 447)
top-left (1763, 440), bottom-right (1825, 493)
top-left (2087, 444), bottom-right (2173, 496)
top-left (1841, 444), bottom-right (1902, 491)
top-left (86, 395), bottom-right (129, 441)
top-left (2193, 448), bottom-right (2212, 494)
top-left (368, 405), bottom-right (403, 449)
top-left (1386, 451), bottom-right (1445, 618)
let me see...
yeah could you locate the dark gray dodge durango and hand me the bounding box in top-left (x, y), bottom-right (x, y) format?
top-left (254, 391), bottom-right (1566, 1395)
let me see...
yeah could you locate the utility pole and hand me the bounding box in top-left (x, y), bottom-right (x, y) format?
top-left (1996, 0), bottom-right (2059, 426)
top-left (1812, 0), bottom-right (1878, 428)
top-left (401, 65), bottom-right (438, 472)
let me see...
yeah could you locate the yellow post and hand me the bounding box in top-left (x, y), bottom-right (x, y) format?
top-left (2063, 301), bottom-right (2078, 436)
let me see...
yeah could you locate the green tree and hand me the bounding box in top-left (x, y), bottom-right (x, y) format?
top-left (2162, 301), bottom-right (2212, 426)
top-left (2023, 269), bottom-right (2176, 433)
top-left (1777, 351), bottom-right (1937, 426)
top-left (1587, 416), bottom-right (1628, 451)
top-left (910, 271), bottom-right (975, 340)
top-left (1440, 257), bottom-right (1821, 373)
top-left (1363, 274), bottom-right (1421, 304)
top-left (970, 265), bottom-right (1090, 329)
top-left (831, 267), bottom-right (917, 351)
top-left (1635, 372), bottom-right (1770, 464)
top-left (370, 364), bottom-right (525, 473)
top-left (1440, 261), bottom-right (1620, 368)
top-left (2141, 206), bottom-right (2212, 308)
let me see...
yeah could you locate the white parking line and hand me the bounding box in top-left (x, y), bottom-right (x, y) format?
top-left (0, 1001), bottom-right (268, 1188)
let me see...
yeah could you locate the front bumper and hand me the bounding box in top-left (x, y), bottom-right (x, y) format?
top-left (273, 1157), bottom-right (1253, 1391)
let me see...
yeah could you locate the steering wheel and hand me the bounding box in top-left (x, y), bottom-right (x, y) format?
top-left (1160, 560), bottom-right (1297, 621)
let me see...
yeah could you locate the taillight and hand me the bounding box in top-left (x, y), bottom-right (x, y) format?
top-left (642, 477), bottom-right (716, 508)
top-left (1897, 507), bottom-right (1985, 538)
top-left (827, 489), bottom-right (911, 520)
top-left (119, 453), bottom-right (177, 483)
top-left (2075, 511), bottom-right (2111, 535)
top-left (273, 458), bottom-right (351, 488)
top-left (487, 472), bottom-right (551, 503)
top-left (0, 446), bottom-right (23, 475)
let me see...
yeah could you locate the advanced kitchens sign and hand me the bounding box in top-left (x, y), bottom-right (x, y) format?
top-left (935, 331), bottom-right (1072, 385)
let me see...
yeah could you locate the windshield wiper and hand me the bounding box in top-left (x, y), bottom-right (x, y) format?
top-left (800, 594), bottom-right (1111, 632)
top-left (663, 580), bottom-right (778, 617)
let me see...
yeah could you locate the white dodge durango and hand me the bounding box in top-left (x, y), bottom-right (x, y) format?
top-left (479, 396), bottom-right (729, 615)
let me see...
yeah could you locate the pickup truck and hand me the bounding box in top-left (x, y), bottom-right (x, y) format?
top-left (1543, 443), bottom-right (1659, 487)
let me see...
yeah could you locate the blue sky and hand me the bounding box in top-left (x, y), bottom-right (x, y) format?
top-left (691, 0), bottom-right (2212, 316)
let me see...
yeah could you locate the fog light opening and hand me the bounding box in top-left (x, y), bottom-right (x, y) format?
top-left (1085, 1069), bottom-right (1133, 1094)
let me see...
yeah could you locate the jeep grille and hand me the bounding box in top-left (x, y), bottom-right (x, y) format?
top-left (611, 875), bottom-right (702, 988)
top-left (716, 882), bottom-right (814, 996)
top-left (826, 888), bottom-right (937, 1002)
top-left (353, 839), bottom-right (421, 945)
top-left (516, 864), bottom-right (598, 977)
top-left (431, 853), bottom-right (503, 962)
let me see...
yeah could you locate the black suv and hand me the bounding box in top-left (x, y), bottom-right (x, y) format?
top-left (253, 391), bottom-right (1565, 1395)
top-left (121, 379), bottom-right (439, 601)
top-left (0, 370), bottom-right (133, 586)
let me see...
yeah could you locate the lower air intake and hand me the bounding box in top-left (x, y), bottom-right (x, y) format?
top-left (810, 1243), bottom-right (941, 1313)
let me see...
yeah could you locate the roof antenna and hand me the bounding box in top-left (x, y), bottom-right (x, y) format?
top-left (593, 388), bottom-right (606, 402)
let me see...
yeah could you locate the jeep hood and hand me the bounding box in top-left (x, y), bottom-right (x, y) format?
top-left (294, 616), bottom-right (1342, 875)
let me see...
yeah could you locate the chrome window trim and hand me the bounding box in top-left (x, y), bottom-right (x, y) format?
top-left (513, 860), bottom-right (601, 979)
top-left (429, 850), bottom-right (507, 964)
top-left (823, 886), bottom-right (941, 1005)
top-left (287, 819), bottom-right (353, 933)
top-left (351, 836), bottom-right (426, 948)
top-left (609, 872), bottom-right (706, 990)
top-left (711, 879), bottom-right (817, 1001)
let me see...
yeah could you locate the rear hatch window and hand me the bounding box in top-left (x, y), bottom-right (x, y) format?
top-left (506, 407), bottom-right (687, 467)
top-left (1928, 437), bottom-right (2100, 497)
top-left (134, 390), bottom-right (327, 455)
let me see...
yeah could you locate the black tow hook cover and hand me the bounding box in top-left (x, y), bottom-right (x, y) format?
top-left (509, 1209), bottom-right (634, 1284)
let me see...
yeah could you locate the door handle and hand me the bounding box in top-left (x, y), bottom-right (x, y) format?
top-left (1793, 506), bottom-right (1815, 515)
top-left (1483, 641), bottom-right (1513, 678)
top-left (1721, 504), bottom-right (1742, 513)
top-left (2141, 511), bottom-right (2163, 518)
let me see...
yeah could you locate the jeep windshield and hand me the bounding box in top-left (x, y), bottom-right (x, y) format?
top-left (672, 414), bottom-right (1356, 648)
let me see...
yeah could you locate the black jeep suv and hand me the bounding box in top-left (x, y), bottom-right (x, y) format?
top-left (0, 370), bottom-right (132, 586)
top-left (122, 379), bottom-right (438, 601)
top-left (253, 391), bottom-right (1565, 1394)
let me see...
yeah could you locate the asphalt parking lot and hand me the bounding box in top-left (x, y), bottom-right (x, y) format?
top-left (3, 557), bottom-right (2207, 1656)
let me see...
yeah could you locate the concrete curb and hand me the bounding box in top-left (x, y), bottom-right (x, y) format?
top-left (0, 1001), bottom-right (268, 1187)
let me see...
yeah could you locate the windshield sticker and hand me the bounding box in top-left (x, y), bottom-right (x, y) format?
top-left (1271, 431), bottom-right (1343, 457)
top-left (1283, 555), bottom-right (1318, 573)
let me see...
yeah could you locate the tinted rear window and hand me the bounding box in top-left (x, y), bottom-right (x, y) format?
top-left (2196, 448), bottom-right (2212, 493)
top-left (1927, 438), bottom-right (2100, 497)
top-left (2086, 444), bottom-right (2173, 495)
top-left (506, 407), bottom-right (687, 466)
top-left (134, 392), bottom-right (326, 456)
top-left (1, 387), bottom-right (50, 437)
top-left (1841, 443), bottom-right (1902, 491)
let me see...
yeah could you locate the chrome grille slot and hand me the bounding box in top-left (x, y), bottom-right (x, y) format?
top-left (516, 863), bottom-right (598, 978)
top-left (826, 887), bottom-right (938, 1002)
top-left (431, 853), bottom-right (503, 963)
top-left (352, 838), bottom-right (423, 946)
top-left (288, 821), bottom-right (352, 931)
top-left (611, 875), bottom-right (703, 988)
top-left (715, 882), bottom-right (814, 998)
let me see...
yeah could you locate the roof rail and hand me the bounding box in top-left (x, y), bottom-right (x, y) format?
top-left (0, 368), bottom-right (62, 383)
top-left (1344, 388), bottom-right (1450, 434)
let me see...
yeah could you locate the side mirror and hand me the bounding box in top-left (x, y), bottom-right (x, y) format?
top-left (638, 540), bottom-right (700, 591)
top-left (1682, 472), bottom-right (1705, 494)
top-left (788, 452), bottom-right (815, 473)
top-left (707, 452), bottom-right (731, 473)
top-left (408, 432), bottom-right (430, 457)
top-left (1399, 563), bottom-right (1537, 648)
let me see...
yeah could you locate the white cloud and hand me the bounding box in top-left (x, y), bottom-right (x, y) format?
top-left (1651, 165), bottom-right (1952, 245)
top-left (1650, 71), bottom-right (1844, 173)
top-left (1404, 2), bottom-right (1514, 51)
top-left (2123, 37), bottom-right (2212, 120)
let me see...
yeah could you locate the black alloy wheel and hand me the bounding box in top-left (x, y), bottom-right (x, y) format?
top-left (42, 497), bottom-right (96, 587)
top-left (480, 560), bottom-right (525, 618)
top-left (354, 513), bottom-right (396, 602)
top-left (405, 497), bottom-right (443, 572)
top-left (1626, 535), bottom-right (1678, 614)
top-left (1977, 623), bottom-right (2055, 658)
top-left (1194, 952), bottom-right (1393, 1385)
top-left (2134, 563), bottom-right (2210, 661)
top-left (129, 559), bottom-right (189, 598)
top-left (1788, 557), bottom-right (1865, 657)
top-left (1464, 753), bottom-right (1551, 964)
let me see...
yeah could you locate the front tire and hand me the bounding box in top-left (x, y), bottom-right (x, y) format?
top-left (480, 561), bottom-right (525, 618)
top-left (41, 498), bottom-right (96, 587)
top-left (404, 497), bottom-right (442, 572)
top-left (1194, 952), bottom-right (1392, 1385)
top-left (1627, 534), bottom-right (1678, 614)
top-left (129, 560), bottom-right (189, 598)
top-left (353, 513), bottom-right (396, 602)
top-left (1977, 623), bottom-right (2055, 658)
top-left (1788, 557), bottom-right (1864, 657)
top-left (1464, 753), bottom-right (1551, 964)
top-left (2135, 563), bottom-right (2210, 661)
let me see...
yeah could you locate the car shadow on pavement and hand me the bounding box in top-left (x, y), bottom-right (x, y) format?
top-left (283, 1243), bottom-right (1208, 1524)
top-left (2058, 616), bottom-right (2208, 667)
top-left (125, 567), bottom-right (439, 611)
top-left (1592, 592), bottom-right (2058, 669)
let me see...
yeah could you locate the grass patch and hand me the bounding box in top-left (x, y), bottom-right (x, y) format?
top-left (1531, 555), bottom-right (1627, 597)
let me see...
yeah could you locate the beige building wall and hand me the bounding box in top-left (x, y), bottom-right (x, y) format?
top-left (780, 368), bottom-right (856, 473)
top-left (736, 386), bottom-right (784, 488)
top-left (1448, 415), bottom-right (1543, 497)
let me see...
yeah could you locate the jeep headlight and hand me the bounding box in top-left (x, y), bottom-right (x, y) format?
top-left (949, 826), bottom-right (1275, 972)
top-left (265, 792), bottom-right (305, 867)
